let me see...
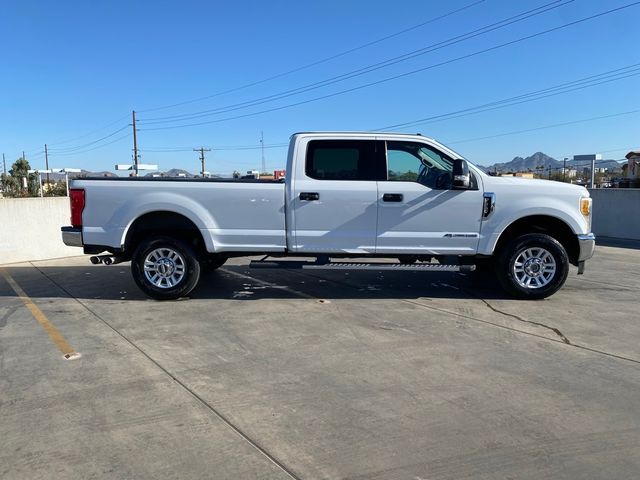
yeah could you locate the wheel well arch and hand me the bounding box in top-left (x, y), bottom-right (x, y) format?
top-left (494, 215), bottom-right (579, 265)
top-left (123, 211), bottom-right (207, 257)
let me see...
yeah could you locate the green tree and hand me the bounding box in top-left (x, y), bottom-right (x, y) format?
top-left (46, 180), bottom-right (68, 196)
top-left (1, 172), bottom-right (17, 196)
top-left (3, 157), bottom-right (40, 197)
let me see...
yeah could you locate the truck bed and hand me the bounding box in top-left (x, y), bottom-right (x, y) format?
top-left (73, 177), bottom-right (287, 253)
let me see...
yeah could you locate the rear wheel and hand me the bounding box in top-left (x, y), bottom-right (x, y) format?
top-left (497, 233), bottom-right (569, 299)
top-left (131, 236), bottom-right (201, 300)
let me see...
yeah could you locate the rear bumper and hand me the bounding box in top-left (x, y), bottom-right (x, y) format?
top-left (577, 233), bottom-right (595, 262)
top-left (61, 226), bottom-right (83, 247)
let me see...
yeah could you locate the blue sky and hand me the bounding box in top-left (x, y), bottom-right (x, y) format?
top-left (1, 0), bottom-right (639, 175)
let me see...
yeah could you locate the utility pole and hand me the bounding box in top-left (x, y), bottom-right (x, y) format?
top-left (2, 153), bottom-right (6, 195)
top-left (563, 157), bottom-right (567, 182)
top-left (260, 131), bottom-right (265, 174)
top-left (194, 147), bottom-right (211, 177)
top-left (22, 151), bottom-right (25, 161)
top-left (44, 144), bottom-right (50, 189)
top-left (590, 157), bottom-right (596, 189)
top-left (132, 110), bottom-right (139, 176)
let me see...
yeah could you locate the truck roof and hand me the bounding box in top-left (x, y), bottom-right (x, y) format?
top-left (291, 131), bottom-right (436, 142)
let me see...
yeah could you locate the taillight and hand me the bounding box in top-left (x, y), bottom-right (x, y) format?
top-left (69, 189), bottom-right (85, 227)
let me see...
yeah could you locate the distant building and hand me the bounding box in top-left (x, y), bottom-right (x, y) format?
top-left (626, 151), bottom-right (639, 179)
top-left (621, 151), bottom-right (640, 188)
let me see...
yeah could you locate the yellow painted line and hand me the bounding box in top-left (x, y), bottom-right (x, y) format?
top-left (1, 267), bottom-right (79, 360)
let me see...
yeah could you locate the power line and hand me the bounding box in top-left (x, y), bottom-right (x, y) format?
top-left (48, 125), bottom-right (130, 153)
top-left (51, 132), bottom-right (133, 157)
top-left (139, 109), bottom-right (639, 159)
top-left (137, 0), bottom-right (486, 114)
top-left (47, 114), bottom-right (130, 147)
top-left (21, 114), bottom-right (131, 156)
top-left (445, 108), bottom-right (640, 145)
top-left (139, 0), bottom-right (573, 125)
top-left (140, 143), bottom-right (289, 152)
top-left (375, 63), bottom-right (640, 130)
top-left (139, 1), bottom-right (640, 131)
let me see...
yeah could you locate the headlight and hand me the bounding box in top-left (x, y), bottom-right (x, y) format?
top-left (580, 197), bottom-right (592, 232)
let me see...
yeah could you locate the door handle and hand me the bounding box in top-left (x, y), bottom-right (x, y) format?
top-left (382, 193), bottom-right (403, 202)
top-left (299, 192), bottom-right (320, 201)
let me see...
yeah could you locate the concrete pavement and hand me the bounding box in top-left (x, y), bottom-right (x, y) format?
top-left (1, 245), bottom-right (639, 479)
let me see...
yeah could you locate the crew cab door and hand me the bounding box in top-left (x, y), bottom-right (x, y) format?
top-left (376, 140), bottom-right (483, 255)
top-left (290, 139), bottom-right (384, 253)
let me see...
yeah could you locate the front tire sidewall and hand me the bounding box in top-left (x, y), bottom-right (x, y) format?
top-left (201, 254), bottom-right (228, 272)
top-left (132, 237), bottom-right (201, 300)
top-left (498, 233), bottom-right (569, 299)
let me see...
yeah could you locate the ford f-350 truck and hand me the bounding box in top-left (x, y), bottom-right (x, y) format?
top-left (61, 132), bottom-right (595, 300)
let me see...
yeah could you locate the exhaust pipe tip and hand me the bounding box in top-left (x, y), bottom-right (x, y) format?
top-left (103, 257), bottom-right (113, 266)
top-left (90, 256), bottom-right (102, 265)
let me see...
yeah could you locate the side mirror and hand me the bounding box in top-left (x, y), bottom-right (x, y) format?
top-left (452, 159), bottom-right (470, 189)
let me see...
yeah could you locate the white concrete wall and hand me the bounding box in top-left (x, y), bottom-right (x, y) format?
top-left (589, 189), bottom-right (640, 240)
top-left (0, 197), bottom-right (84, 265)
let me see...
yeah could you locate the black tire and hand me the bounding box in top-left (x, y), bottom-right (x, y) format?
top-left (201, 254), bottom-right (228, 272)
top-left (472, 257), bottom-right (494, 272)
top-left (497, 233), bottom-right (569, 300)
top-left (131, 236), bottom-right (201, 300)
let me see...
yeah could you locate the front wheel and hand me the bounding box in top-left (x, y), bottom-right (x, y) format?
top-left (131, 236), bottom-right (201, 300)
top-left (201, 254), bottom-right (228, 272)
top-left (497, 233), bottom-right (569, 299)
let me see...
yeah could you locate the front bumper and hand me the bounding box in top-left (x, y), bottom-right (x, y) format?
top-left (61, 226), bottom-right (83, 247)
top-left (577, 233), bottom-right (596, 262)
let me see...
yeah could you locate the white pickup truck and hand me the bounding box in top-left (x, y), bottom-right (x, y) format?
top-left (61, 132), bottom-right (595, 300)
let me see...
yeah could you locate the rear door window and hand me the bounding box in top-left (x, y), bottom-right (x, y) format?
top-left (306, 140), bottom-right (385, 181)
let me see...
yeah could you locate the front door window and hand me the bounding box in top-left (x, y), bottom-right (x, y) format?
top-left (386, 141), bottom-right (453, 189)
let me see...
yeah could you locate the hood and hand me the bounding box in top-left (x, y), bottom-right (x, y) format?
top-left (482, 175), bottom-right (590, 196)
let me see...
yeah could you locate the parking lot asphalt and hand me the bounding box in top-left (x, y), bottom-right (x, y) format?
top-left (1, 244), bottom-right (639, 479)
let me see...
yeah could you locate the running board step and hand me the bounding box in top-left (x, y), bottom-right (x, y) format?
top-left (249, 260), bottom-right (475, 272)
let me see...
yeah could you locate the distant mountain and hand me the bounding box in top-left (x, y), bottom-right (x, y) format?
top-left (83, 170), bottom-right (117, 177)
top-left (480, 152), bottom-right (624, 173)
top-left (145, 169), bottom-right (195, 178)
top-left (81, 171), bottom-right (116, 178)
top-left (491, 152), bottom-right (558, 173)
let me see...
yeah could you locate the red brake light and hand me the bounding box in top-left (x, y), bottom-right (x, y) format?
top-left (69, 189), bottom-right (85, 227)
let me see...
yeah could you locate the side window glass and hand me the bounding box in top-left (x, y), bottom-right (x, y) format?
top-left (306, 140), bottom-right (384, 181)
top-left (387, 149), bottom-right (421, 182)
top-left (386, 141), bottom-right (453, 190)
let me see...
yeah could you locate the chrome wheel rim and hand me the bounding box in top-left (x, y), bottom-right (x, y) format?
top-left (512, 247), bottom-right (556, 289)
top-left (143, 248), bottom-right (186, 289)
